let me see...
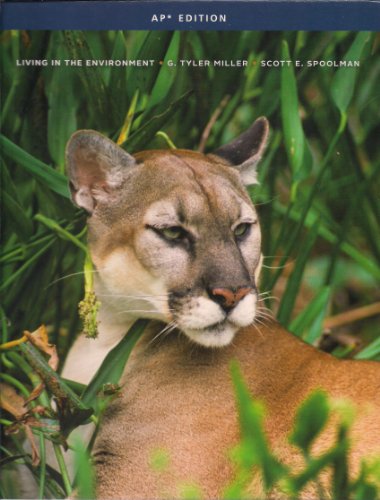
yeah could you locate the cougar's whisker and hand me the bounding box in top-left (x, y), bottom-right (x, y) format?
top-left (257, 290), bottom-right (273, 297)
top-left (261, 264), bottom-right (287, 270)
top-left (98, 293), bottom-right (168, 300)
top-left (256, 313), bottom-right (274, 323)
top-left (257, 295), bottom-right (279, 303)
top-left (46, 269), bottom-right (100, 288)
top-left (256, 308), bottom-right (274, 319)
top-left (115, 309), bottom-right (173, 316)
top-left (250, 320), bottom-right (265, 339)
top-left (149, 321), bottom-right (177, 345)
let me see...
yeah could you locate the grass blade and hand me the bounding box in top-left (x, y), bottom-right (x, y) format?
top-left (290, 286), bottom-right (331, 341)
top-left (81, 319), bottom-right (148, 408)
top-left (0, 135), bottom-right (69, 198)
top-left (149, 32), bottom-right (181, 108)
top-left (125, 91), bottom-right (192, 152)
top-left (281, 40), bottom-right (312, 191)
top-left (277, 220), bottom-right (320, 326)
top-left (2, 191), bottom-right (33, 242)
top-left (62, 31), bottom-right (114, 129)
top-left (127, 32), bottom-right (173, 100)
top-left (355, 337), bottom-right (380, 360)
top-left (46, 65), bottom-right (78, 171)
top-left (72, 436), bottom-right (96, 499)
top-left (331, 32), bottom-right (372, 114)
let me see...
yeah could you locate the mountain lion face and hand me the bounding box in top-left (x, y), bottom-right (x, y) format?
top-left (66, 118), bottom-right (269, 347)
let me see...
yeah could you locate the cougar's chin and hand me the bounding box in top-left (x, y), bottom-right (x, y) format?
top-left (182, 322), bottom-right (239, 348)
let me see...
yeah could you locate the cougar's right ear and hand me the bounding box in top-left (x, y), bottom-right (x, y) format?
top-left (66, 130), bottom-right (136, 213)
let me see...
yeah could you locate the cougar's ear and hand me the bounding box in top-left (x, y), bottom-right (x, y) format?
top-left (214, 117), bottom-right (269, 185)
top-left (66, 130), bottom-right (136, 213)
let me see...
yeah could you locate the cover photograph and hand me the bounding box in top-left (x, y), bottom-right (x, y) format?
top-left (0, 3), bottom-right (380, 498)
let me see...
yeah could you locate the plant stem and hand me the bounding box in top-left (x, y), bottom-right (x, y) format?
top-left (117, 89), bottom-right (139, 145)
top-left (0, 335), bottom-right (27, 351)
top-left (0, 240), bottom-right (55, 292)
top-left (0, 306), bottom-right (9, 343)
top-left (53, 444), bottom-right (73, 497)
top-left (38, 433), bottom-right (46, 500)
top-left (156, 131), bottom-right (177, 149)
top-left (34, 214), bottom-right (88, 254)
top-left (0, 372), bottom-right (30, 398)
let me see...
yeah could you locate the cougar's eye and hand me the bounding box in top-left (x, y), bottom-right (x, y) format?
top-left (160, 226), bottom-right (187, 242)
top-left (234, 222), bottom-right (251, 239)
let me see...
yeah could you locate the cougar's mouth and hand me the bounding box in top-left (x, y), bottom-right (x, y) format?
top-left (182, 320), bottom-right (239, 348)
top-left (170, 292), bottom-right (257, 348)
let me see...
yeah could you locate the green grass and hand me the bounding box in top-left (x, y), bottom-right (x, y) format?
top-left (0, 30), bottom-right (379, 498)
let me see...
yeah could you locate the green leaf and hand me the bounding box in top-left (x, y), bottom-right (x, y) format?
top-left (0, 134), bottom-right (70, 199)
top-left (1, 32), bottom-right (50, 136)
top-left (277, 219), bottom-right (320, 327)
top-left (127, 32), bottom-right (173, 100)
top-left (230, 362), bottom-right (286, 490)
top-left (353, 483), bottom-right (379, 500)
top-left (287, 441), bottom-right (345, 493)
top-left (34, 214), bottom-right (87, 253)
top-left (62, 31), bottom-right (115, 128)
top-left (289, 390), bottom-right (330, 453)
top-left (2, 191), bottom-right (33, 242)
top-left (46, 64), bottom-right (78, 171)
top-left (273, 201), bottom-right (380, 281)
top-left (231, 361), bottom-right (265, 449)
top-left (108, 31), bottom-right (128, 113)
top-left (355, 336), bottom-right (380, 360)
top-left (81, 319), bottom-right (148, 408)
top-left (72, 435), bottom-right (96, 499)
top-left (331, 32), bottom-right (372, 114)
top-left (281, 40), bottom-right (312, 184)
top-left (290, 286), bottom-right (331, 343)
top-left (332, 424), bottom-right (350, 500)
top-left (149, 32), bottom-right (181, 108)
top-left (0, 238), bottom-right (55, 293)
top-left (179, 483), bottom-right (203, 500)
top-left (1, 161), bottom-right (33, 241)
top-left (124, 90), bottom-right (192, 153)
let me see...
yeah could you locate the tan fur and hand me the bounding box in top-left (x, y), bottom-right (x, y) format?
top-left (63, 122), bottom-right (380, 499)
top-left (93, 319), bottom-right (380, 499)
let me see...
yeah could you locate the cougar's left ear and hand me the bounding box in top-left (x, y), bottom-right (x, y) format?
top-left (213, 117), bottom-right (269, 185)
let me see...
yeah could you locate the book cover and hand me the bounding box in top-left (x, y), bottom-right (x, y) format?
top-left (0, 2), bottom-right (379, 499)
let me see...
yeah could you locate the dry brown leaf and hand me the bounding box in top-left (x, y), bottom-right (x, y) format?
top-left (32, 405), bottom-right (49, 416)
top-left (0, 383), bottom-right (42, 467)
top-left (24, 325), bottom-right (59, 371)
top-left (24, 425), bottom-right (40, 466)
top-left (22, 325), bottom-right (60, 405)
top-left (4, 419), bottom-right (40, 466)
top-left (0, 382), bottom-right (28, 420)
top-left (24, 384), bottom-right (44, 406)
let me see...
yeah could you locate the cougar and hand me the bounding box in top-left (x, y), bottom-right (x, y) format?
top-left (63, 118), bottom-right (380, 499)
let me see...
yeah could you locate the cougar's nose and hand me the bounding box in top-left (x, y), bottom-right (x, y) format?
top-left (209, 286), bottom-right (252, 312)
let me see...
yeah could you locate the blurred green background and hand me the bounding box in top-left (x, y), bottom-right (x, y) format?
top-left (1, 30), bottom-right (379, 361)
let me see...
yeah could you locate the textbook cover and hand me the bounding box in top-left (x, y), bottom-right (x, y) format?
top-left (1, 2), bottom-right (380, 499)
